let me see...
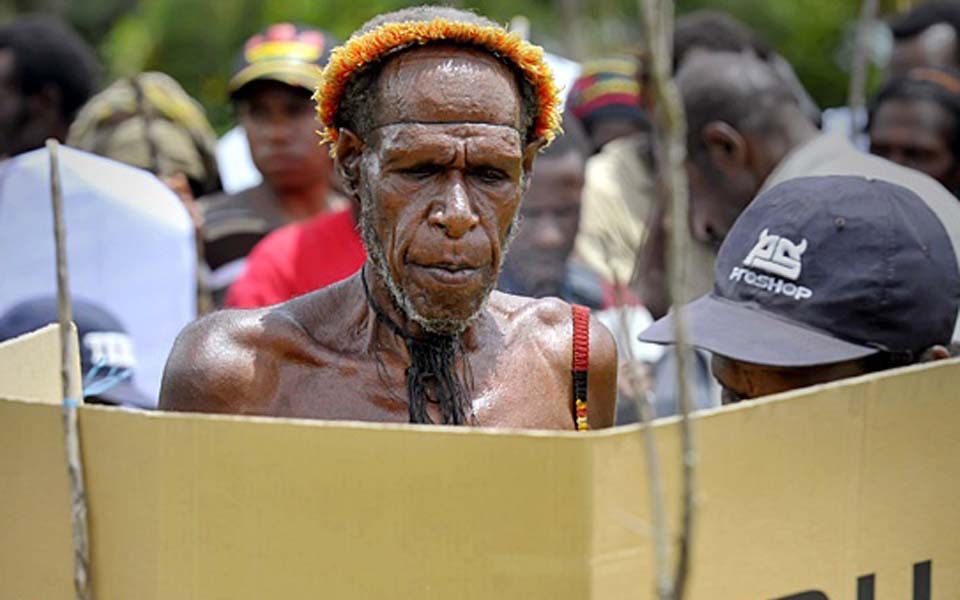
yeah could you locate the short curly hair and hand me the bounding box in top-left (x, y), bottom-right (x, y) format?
top-left (0, 14), bottom-right (100, 122)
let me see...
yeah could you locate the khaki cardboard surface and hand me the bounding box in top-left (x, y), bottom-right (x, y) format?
top-left (1, 325), bottom-right (958, 599)
top-left (0, 322), bottom-right (78, 404)
top-left (0, 324), bottom-right (77, 600)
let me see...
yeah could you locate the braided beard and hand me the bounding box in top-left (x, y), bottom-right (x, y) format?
top-left (361, 266), bottom-right (474, 425)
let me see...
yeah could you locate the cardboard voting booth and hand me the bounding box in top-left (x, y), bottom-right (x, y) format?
top-left (0, 146), bottom-right (196, 402)
top-left (2, 324), bottom-right (958, 599)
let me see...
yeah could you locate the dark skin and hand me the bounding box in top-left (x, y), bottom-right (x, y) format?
top-left (589, 118), bottom-right (646, 153)
top-left (677, 55), bottom-right (819, 249)
top-left (0, 49), bottom-right (70, 158)
top-left (500, 150), bottom-right (585, 298)
top-left (712, 347), bottom-right (951, 404)
top-left (160, 45), bottom-right (617, 429)
top-left (869, 98), bottom-right (960, 193)
top-left (236, 80), bottom-right (334, 219)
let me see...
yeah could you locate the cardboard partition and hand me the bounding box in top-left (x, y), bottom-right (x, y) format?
top-left (0, 323), bottom-right (78, 404)
top-left (1, 326), bottom-right (958, 599)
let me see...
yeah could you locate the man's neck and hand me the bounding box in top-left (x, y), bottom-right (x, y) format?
top-left (752, 112), bottom-right (820, 183)
top-left (360, 264), bottom-right (481, 351)
top-left (272, 178), bottom-right (331, 220)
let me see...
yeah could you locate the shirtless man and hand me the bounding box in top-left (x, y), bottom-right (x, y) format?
top-left (159, 7), bottom-right (617, 430)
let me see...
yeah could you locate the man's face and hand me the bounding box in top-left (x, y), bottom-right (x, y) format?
top-left (236, 80), bottom-right (333, 192)
top-left (355, 46), bottom-right (536, 332)
top-left (501, 151), bottom-right (585, 297)
top-left (711, 354), bottom-right (871, 404)
top-left (685, 156), bottom-right (758, 251)
top-left (870, 98), bottom-right (959, 190)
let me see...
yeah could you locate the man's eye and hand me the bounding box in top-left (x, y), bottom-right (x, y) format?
top-left (288, 101), bottom-right (315, 117)
top-left (471, 168), bottom-right (508, 183)
top-left (246, 105), bottom-right (268, 120)
top-left (401, 165), bottom-right (441, 179)
top-left (904, 148), bottom-right (934, 162)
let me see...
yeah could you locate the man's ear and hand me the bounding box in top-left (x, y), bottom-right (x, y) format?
top-left (702, 121), bottom-right (749, 172)
top-left (522, 137), bottom-right (547, 179)
top-left (918, 345), bottom-right (952, 362)
top-left (333, 128), bottom-right (365, 199)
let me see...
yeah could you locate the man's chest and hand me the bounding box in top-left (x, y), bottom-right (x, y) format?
top-left (257, 347), bottom-right (575, 430)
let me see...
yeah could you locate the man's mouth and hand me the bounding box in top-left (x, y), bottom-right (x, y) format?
top-left (410, 262), bottom-right (485, 286)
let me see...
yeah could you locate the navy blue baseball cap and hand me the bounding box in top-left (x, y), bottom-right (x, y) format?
top-left (640, 175), bottom-right (960, 366)
top-left (0, 297), bottom-right (154, 408)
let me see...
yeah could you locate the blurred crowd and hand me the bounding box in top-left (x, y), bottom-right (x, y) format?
top-left (1, 2), bottom-right (959, 419)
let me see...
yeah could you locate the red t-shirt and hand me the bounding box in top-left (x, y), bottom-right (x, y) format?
top-left (226, 208), bottom-right (366, 308)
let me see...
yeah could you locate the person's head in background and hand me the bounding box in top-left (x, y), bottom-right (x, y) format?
top-left (229, 24), bottom-right (336, 201)
top-left (868, 66), bottom-right (960, 195)
top-left (67, 72), bottom-right (221, 225)
top-left (678, 51), bottom-right (818, 250)
top-left (888, 1), bottom-right (960, 76)
top-left (0, 15), bottom-right (99, 159)
top-left (672, 10), bottom-right (821, 126)
top-left (567, 56), bottom-right (649, 153)
top-left (640, 176), bottom-right (958, 403)
top-left (499, 113), bottom-right (591, 300)
top-left (0, 297), bottom-right (155, 409)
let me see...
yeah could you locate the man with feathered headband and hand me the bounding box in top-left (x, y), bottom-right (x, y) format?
top-left (159, 6), bottom-right (617, 429)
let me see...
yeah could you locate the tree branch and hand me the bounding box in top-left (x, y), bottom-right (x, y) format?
top-left (638, 1), bottom-right (697, 598)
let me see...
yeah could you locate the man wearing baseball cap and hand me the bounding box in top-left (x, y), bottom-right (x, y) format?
top-left (199, 23), bottom-right (344, 306)
top-left (640, 175), bottom-right (959, 403)
top-left (0, 297), bottom-right (155, 408)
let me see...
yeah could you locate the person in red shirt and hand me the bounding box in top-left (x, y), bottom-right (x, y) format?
top-left (225, 207), bottom-right (366, 308)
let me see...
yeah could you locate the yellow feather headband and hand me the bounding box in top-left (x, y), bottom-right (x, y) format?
top-left (314, 17), bottom-right (562, 146)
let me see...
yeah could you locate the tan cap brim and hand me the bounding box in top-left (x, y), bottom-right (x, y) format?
top-left (228, 60), bottom-right (321, 95)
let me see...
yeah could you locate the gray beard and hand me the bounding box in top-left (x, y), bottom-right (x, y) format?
top-left (358, 198), bottom-right (520, 336)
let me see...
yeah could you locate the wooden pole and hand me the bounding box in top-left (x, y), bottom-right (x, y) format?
top-left (47, 138), bottom-right (93, 600)
top-left (848, 0), bottom-right (879, 140)
top-left (638, 0), bottom-right (697, 598)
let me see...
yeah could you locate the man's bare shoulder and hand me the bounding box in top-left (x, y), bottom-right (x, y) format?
top-left (158, 305), bottom-right (313, 414)
top-left (488, 290), bottom-right (571, 327)
top-left (487, 291), bottom-right (618, 428)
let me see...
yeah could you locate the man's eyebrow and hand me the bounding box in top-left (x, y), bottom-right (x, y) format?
top-left (373, 120), bottom-right (523, 133)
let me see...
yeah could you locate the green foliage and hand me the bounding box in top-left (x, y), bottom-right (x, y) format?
top-left (676, 0), bottom-right (862, 111)
top-left (45, 0), bottom-right (901, 132)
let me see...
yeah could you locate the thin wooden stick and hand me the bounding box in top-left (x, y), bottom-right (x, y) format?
top-left (47, 138), bottom-right (93, 600)
top-left (847, 0), bottom-right (879, 140)
top-left (638, 0), bottom-right (697, 598)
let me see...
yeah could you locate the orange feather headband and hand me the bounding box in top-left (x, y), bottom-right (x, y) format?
top-left (314, 18), bottom-right (562, 146)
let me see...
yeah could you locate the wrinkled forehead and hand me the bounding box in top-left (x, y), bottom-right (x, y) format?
top-left (376, 44), bottom-right (523, 131)
top-left (375, 122), bottom-right (523, 163)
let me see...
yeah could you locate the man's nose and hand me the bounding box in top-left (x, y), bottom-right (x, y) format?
top-left (688, 202), bottom-right (714, 246)
top-left (429, 176), bottom-right (480, 238)
top-left (263, 116), bottom-right (294, 144)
